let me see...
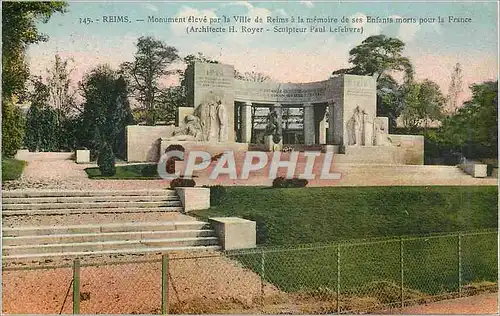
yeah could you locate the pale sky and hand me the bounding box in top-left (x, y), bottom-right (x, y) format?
top-left (27, 1), bottom-right (498, 104)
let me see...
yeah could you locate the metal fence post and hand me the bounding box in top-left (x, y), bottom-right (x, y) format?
top-left (72, 259), bottom-right (80, 314)
top-left (162, 254), bottom-right (169, 315)
top-left (400, 237), bottom-right (404, 308)
top-left (458, 233), bottom-right (462, 297)
top-left (261, 249), bottom-right (265, 308)
top-left (336, 244), bottom-right (340, 314)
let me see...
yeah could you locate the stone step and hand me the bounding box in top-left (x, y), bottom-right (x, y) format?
top-left (3, 195), bottom-right (179, 204)
top-left (2, 206), bottom-right (184, 216)
top-left (3, 201), bottom-right (181, 210)
top-left (2, 237), bottom-right (220, 256)
top-left (2, 229), bottom-right (216, 246)
top-left (2, 245), bottom-right (222, 261)
top-left (3, 221), bottom-right (210, 237)
top-left (2, 190), bottom-right (174, 198)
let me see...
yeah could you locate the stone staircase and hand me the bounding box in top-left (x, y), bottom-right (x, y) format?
top-left (2, 190), bottom-right (220, 262)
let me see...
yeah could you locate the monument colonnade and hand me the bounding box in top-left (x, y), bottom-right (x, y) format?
top-left (236, 99), bottom-right (333, 145)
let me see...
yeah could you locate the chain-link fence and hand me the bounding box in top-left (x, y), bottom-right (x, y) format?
top-left (2, 230), bottom-right (497, 314)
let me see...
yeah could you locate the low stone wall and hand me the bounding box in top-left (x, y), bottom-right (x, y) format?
top-left (388, 134), bottom-right (424, 165)
top-left (459, 160), bottom-right (488, 178)
top-left (341, 146), bottom-right (406, 164)
top-left (126, 125), bottom-right (175, 162)
top-left (14, 150), bottom-right (74, 161)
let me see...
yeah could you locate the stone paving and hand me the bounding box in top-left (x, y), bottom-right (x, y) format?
top-left (3, 155), bottom-right (496, 191)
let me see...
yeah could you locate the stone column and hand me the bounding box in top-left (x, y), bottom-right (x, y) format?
top-left (316, 105), bottom-right (327, 144)
top-left (273, 102), bottom-right (283, 141)
top-left (327, 100), bottom-right (335, 145)
top-left (240, 101), bottom-right (252, 143)
top-left (303, 102), bottom-right (315, 145)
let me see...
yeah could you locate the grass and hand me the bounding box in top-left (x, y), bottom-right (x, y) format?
top-left (193, 186), bottom-right (498, 244)
top-left (192, 186), bottom-right (497, 297)
top-left (85, 163), bottom-right (161, 179)
top-left (2, 158), bottom-right (26, 181)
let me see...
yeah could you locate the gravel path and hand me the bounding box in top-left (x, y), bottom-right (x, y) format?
top-left (2, 251), bottom-right (281, 315)
top-left (384, 292), bottom-right (498, 314)
top-left (3, 157), bottom-right (496, 191)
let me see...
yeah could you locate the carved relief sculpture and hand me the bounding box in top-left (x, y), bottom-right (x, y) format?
top-left (374, 119), bottom-right (393, 146)
top-left (346, 106), bottom-right (364, 146)
top-left (194, 92), bottom-right (228, 142)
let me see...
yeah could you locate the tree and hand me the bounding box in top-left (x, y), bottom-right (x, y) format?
top-left (24, 76), bottom-right (59, 152)
top-left (446, 62), bottom-right (463, 115)
top-left (79, 65), bottom-right (134, 158)
top-left (432, 81), bottom-right (497, 161)
top-left (121, 36), bottom-right (180, 125)
top-left (235, 70), bottom-right (271, 82)
top-left (331, 35), bottom-right (414, 132)
top-left (2, 2), bottom-right (67, 99)
top-left (399, 79), bottom-right (445, 132)
top-left (46, 54), bottom-right (77, 117)
top-left (2, 2), bottom-right (67, 157)
top-left (332, 35), bottom-right (413, 81)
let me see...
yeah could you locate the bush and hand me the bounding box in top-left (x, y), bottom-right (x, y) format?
top-left (97, 142), bottom-right (116, 176)
top-left (2, 99), bottom-right (25, 157)
top-left (165, 144), bottom-right (185, 153)
top-left (202, 185), bottom-right (227, 206)
top-left (211, 153), bottom-right (224, 162)
top-left (272, 177), bottom-right (308, 188)
top-left (170, 177), bottom-right (196, 189)
top-left (140, 164), bottom-right (158, 177)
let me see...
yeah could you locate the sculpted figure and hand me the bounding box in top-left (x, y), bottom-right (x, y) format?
top-left (374, 119), bottom-right (392, 146)
top-left (194, 93), bottom-right (227, 142)
top-left (168, 115), bottom-right (203, 141)
top-left (346, 106), bottom-right (364, 146)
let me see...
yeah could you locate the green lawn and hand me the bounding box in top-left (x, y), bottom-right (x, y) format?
top-left (85, 163), bottom-right (161, 179)
top-left (193, 186), bottom-right (498, 244)
top-left (193, 186), bottom-right (497, 298)
top-left (2, 158), bottom-right (26, 181)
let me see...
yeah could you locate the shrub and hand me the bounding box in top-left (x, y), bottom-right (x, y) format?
top-left (202, 185), bottom-right (227, 206)
top-left (2, 99), bottom-right (25, 157)
top-left (165, 144), bottom-right (185, 153)
top-left (170, 177), bottom-right (196, 189)
top-left (97, 142), bottom-right (116, 176)
top-left (211, 153), bottom-right (224, 162)
top-left (166, 156), bottom-right (182, 174)
top-left (272, 177), bottom-right (308, 188)
top-left (140, 164), bottom-right (158, 177)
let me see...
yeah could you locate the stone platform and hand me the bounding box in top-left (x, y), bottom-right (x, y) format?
top-left (160, 140), bottom-right (249, 157)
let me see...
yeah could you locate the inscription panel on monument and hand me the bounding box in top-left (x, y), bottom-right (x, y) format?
top-left (234, 80), bottom-right (336, 103)
top-left (192, 62), bottom-right (236, 142)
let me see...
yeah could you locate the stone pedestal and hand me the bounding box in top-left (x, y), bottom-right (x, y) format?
top-left (240, 101), bottom-right (252, 143)
top-left (209, 217), bottom-right (256, 250)
top-left (76, 150), bottom-right (90, 164)
top-left (175, 187), bottom-right (210, 212)
top-left (303, 102), bottom-right (315, 145)
top-left (459, 161), bottom-right (488, 178)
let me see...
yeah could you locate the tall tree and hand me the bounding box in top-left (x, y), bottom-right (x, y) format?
top-left (79, 65), bottom-right (134, 158)
top-left (121, 36), bottom-right (180, 125)
top-left (332, 35), bottom-right (413, 132)
top-left (235, 70), bottom-right (272, 82)
top-left (446, 62), bottom-right (464, 115)
top-left (46, 54), bottom-right (76, 116)
top-left (332, 35), bottom-right (413, 80)
top-left (399, 79), bottom-right (445, 132)
top-left (2, 1), bottom-right (67, 157)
